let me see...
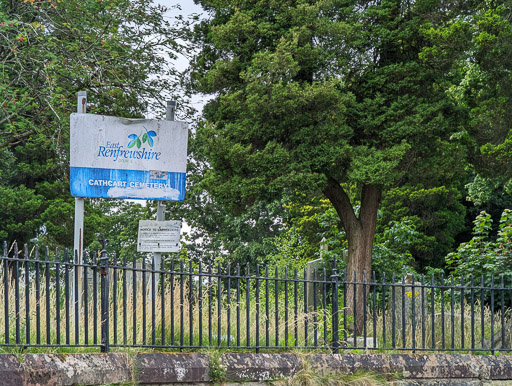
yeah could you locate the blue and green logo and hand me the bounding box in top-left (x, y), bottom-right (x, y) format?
top-left (97, 125), bottom-right (161, 161)
top-left (128, 126), bottom-right (157, 149)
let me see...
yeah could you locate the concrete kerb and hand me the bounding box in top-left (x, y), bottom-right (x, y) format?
top-left (1, 353), bottom-right (512, 384)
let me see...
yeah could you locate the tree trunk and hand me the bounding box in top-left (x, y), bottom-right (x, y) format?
top-left (323, 177), bottom-right (381, 337)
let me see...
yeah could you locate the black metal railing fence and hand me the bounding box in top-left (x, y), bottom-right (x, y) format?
top-left (1, 241), bottom-right (511, 353)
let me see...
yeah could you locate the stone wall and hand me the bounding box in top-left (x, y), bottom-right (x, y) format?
top-left (2, 352), bottom-right (512, 385)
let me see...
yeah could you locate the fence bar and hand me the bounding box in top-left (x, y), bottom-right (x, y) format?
top-left (93, 252), bottom-right (98, 344)
top-left (142, 257), bottom-right (147, 345)
top-left (99, 238), bottom-right (109, 353)
top-left (216, 262), bottom-right (221, 347)
top-left (372, 271), bottom-right (377, 349)
top-left (353, 270), bottom-right (357, 348)
top-left (382, 272), bottom-right (386, 348)
top-left (24, 245), bottom-right (30, 345)
top-left (73, 249), bottom-right (79, 345)
top-left (392, 273), bottom-right (396, 349)
top-left (343, 269), bottom-right (347, 344)
top-left (323, 268), bottom-right (327, 347)
top-left (285, 267), bottom-right (289, 347)
top-left (480, 275), bottom-right (485, 350)
top-left (450, 276), bottom-right (455, 350)
top-left (460, 275), bottom-right (465, 350)
top-left (171, 259), bottom-right (175, 346)
top-left (236, 264), bottom-right (241, 347)
top-left (84, 252), bottom-right (89, 345)
top-left (227, 263), bottom-right (231, 347)
top-left (363, 271), bottom-right (367, 348)
top-left (123, 255), bottom-right (127, 345)
top-left (64, 248), bottom-right (70, 345)
top-left (470, 275), bottom-right (474, 350)
top-left (501, 275), bottom-right (505, 349)
top-left (112, 253), bottom-right (118, 346)
top-left (421, 275), bottom-right (425, 349)
top-left (198, 262), bottom-right (202, 347)
top-left (14, 243), bottom-right (20, 345)
top-left (246, 263), bottom-right (250, 348)
top-left (161, 258), bottom-right (167, 346)
top-left (491, 276), bottom-right (495, 354)
top-left (2, 242), bottom-right (7, 345)
top-left (331, 260), bottom-right (339, 353)
top-left (313, 269), bottom-right (317, 348)
top-left (45, 246), bottom-right (50, 345)
top-left (181, 260), bottom-right (185, 348)
top-left (56, 250), bottom-right (61, 345)
top-left (412, 274), bottom-right (416, 352)
top-left (256, 264), bottom-right (260, 352)
top-left (420, 274), bottom-right (426, 348)
top-left (294, 268), bottom-right (299, 347)
top-left (275, 267), bottom-right (279, 347)
top-left (189, 260), bottom-right (193, 347)
top-left (132, 255), bottom-right (137, 345)
top-left (431, 274), bottom-right (435, 350)
top-left (265, 266), bottom-right (269, 347)
top-left (153, 256), bottom-right (157, 346)
top-left (303, 268), bottom-right (307, 347)
top-left (401, 274), bottom-right (405, 349)
top-left (441, 273), bottom-right (445, 349)
top-left (207, 261), bottom-right (211, 347)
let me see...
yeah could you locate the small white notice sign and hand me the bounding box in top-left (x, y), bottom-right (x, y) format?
top-left (137, 220), bottom-right (181, 252)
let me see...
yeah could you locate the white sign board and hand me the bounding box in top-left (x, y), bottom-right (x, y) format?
top-left (137, 220), bottom-right (181, 253)
top-left (70, 113), bottom-right (188, 200)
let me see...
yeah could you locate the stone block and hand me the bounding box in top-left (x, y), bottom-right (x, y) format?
top-left (22, 353), bottom-right (132, 386)
top-left (388, 354), bottom-right (484, 380)
top-left (479, 355), bottom-right (512, 380)
top-left (308, 353), bottom-right (391, 376)
top-left (0, 354), bottom-right (24, 386)
top-left (135, 353), bottom-right (209, 384)
top-left (222, 353), bottom-right (301, 382)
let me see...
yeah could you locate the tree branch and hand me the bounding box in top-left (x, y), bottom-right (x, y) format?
top-left (322, 175), bottom-right (359, 236)
top-left (0, 130), bottom-right (33, 149)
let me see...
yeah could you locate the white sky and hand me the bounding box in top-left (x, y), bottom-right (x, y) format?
top-left (131, 1), bottom-right (207, 232)
top-left (155, 1), bottom-right (208, 117)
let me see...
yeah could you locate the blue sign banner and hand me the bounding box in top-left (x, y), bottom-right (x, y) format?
top-left (70, 167), bottom-right (186, 201)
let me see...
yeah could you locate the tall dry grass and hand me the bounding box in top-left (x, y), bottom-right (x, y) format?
top-left (0, 263), bottom-right (509, 353)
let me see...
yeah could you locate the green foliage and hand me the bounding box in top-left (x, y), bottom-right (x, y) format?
top-left (372, 220), bottom-right (420, 279)
top-left (379, 185), bottom-right (467, 270)
top-left (422, 3), bottom-right (512, 178)
top-left (266, 226), bottom-right (315, 272)
top-left (82, 199), bottom-right (155, 256)
top-left (270, 198), bottom-right (423, 278)
top-left (466, 175), bottom-right (512, 207)
top-left (0, 0), bottom-right (190, 247)
top-left (464, 174), bottom-right (512, 242)
top-left (205, 350), bottom-right (226, 383)
top-left (190, 0), bottom-right (470, 288)
top-left (446, 209), bottom-right (512, 282)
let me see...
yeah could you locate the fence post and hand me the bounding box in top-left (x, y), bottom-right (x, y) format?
top-left (99, 236), bottom-right (109, 353)
top-left (331, 259), bottom-right (340, 353)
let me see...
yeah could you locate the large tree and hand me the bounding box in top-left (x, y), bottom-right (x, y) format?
top-left (191, 0), bottom-right (468, 333)
top-left (0, 0), bottom-right (190, 247)
top-left (421, 1), bottom-right (512, 240)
